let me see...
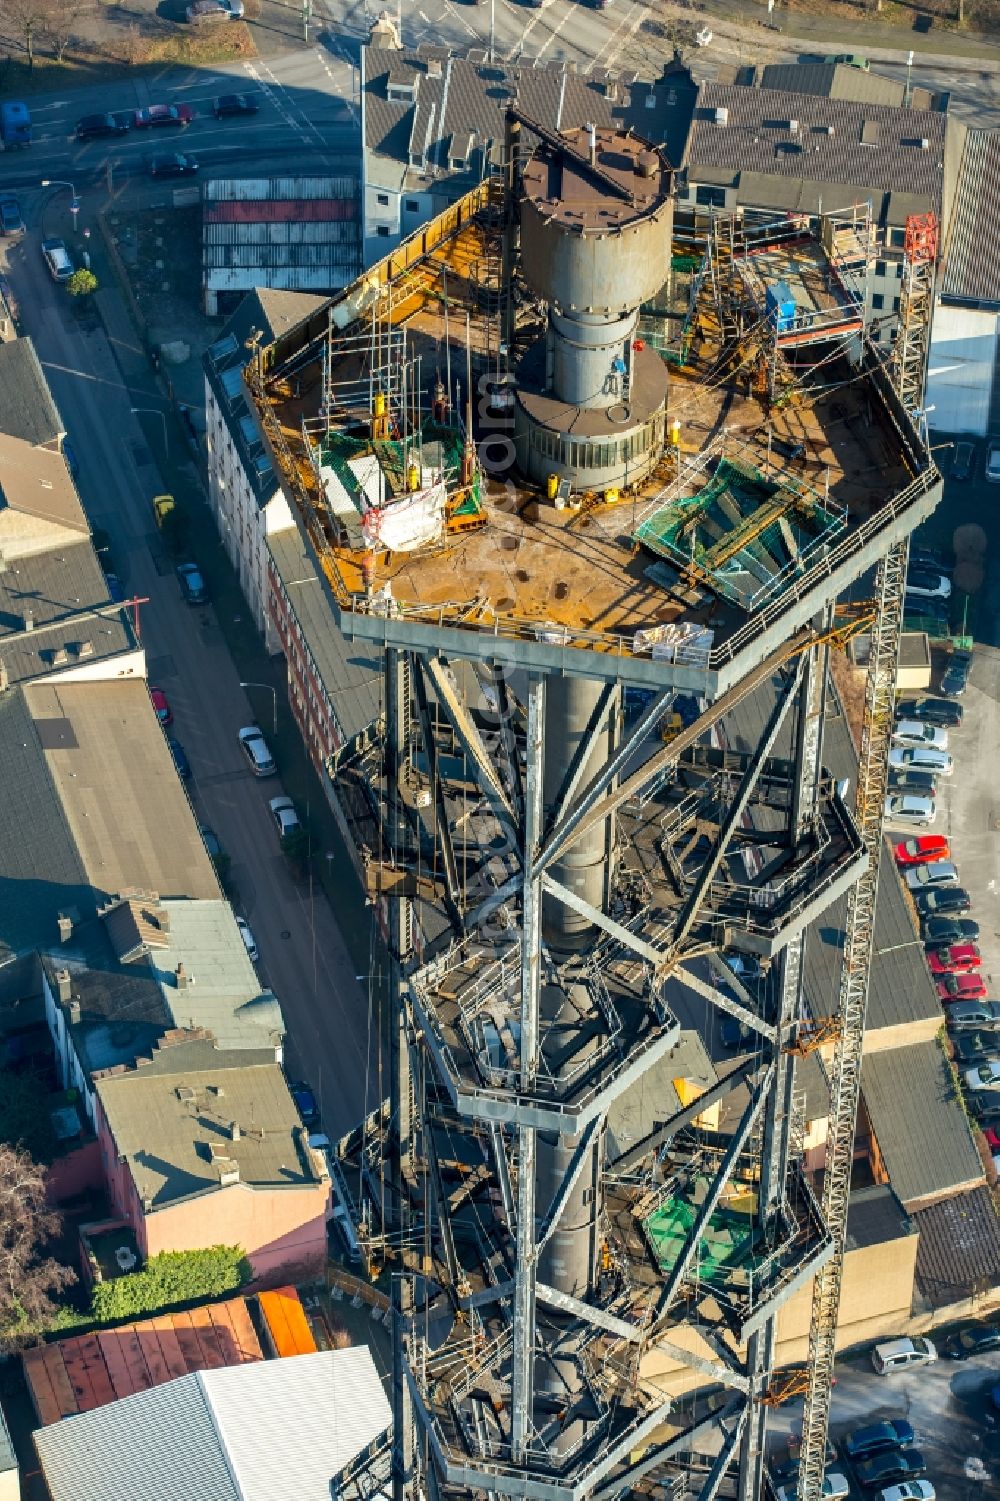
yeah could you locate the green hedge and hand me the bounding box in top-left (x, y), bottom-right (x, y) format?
top-left (90, 1246), bottom-right (251, 1324)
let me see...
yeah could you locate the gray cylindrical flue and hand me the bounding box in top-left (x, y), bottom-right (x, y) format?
top-left (542, 677), bottom-right (617, 950)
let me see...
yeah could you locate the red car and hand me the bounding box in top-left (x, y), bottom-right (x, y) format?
top-left (927, 944), bottom-right (982, 975)
top-left (149, 686), bottom-right (173, 725)
top-left (985, 1127), bottom-right (1000, 1151)
top-left (134, 103), bottom-right (194, 129)
top-left (938, 972), bottom-right (988, 1003)
top-left (895, 834), bottom-right (951, 867)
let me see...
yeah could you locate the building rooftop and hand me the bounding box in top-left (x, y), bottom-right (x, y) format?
top-left (33, 1347), bottom-right (391, 1501)
top-left (23, 1293), bottom-right (263, 1425)
top-left (687, 82), bottom-right (949, 225)
top-left (0, 337), bottom-right (65, 448)
top-left (362, 41), bottom-right (697, 193)
top-left (940, 128), bottom-right (1000, 307)
top-left (268, 524), bottom-right (382, 744)
top-left (0, 680), bottom-right (219, 964)
top-left (861, 1040), bottom-right (983, 1210)
top-left (0, 430), bottom-right (89, 540)
top-left (96, 1040), bottom-right (317, 1209)
top-left (757, 62), bottom-right (938, 112)
top-left (912, 1183), bottom-right (1000, 1304)
top-left (844, 1183), bottom-right (914, 1253)
top-left (203, 178), bottom-right (360, 299)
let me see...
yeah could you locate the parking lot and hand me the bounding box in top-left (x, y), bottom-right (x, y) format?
top-left (767, 1335), bottom-right (1000, 1500)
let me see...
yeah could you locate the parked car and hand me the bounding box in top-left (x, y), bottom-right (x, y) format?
top-left (938, 972), bottom-right (987, 1003)
top-left (76, 110), bottom-right (130, 140)
top-left (149, 152), bottom-right (199, 177)
top-left (894, 834), bottom-right (950, 866)
top-left (199, 826), bottom-right (222, 859)
top-left (41, 237), bottom-right (73, 283)
top-left (904, 859), bottom-right (958, 891)
top-left (986, 440), bottom-right (1000, 484)
top-left (914, 886), bottom-right (970, 917)
top-left (176, 561), bottom-right (207, 603)
top-left (269, 795), bottom-right (302, 840)
top-left (213, 92), bottom-right (258, 117)
top-left (235, 915), bottom-right (259, 963)
top-left (149, 686), bottom-right (172, 726)
top-left (0, 196), bottom-right (24, 236)
top-left (871, 1337), bottom-right (937, 1374)
top-left (909, 545), bottom-right (951, 573)
top-left (884, 795), bottom-right (934, 828)
top-left (855, 1451), bottom-right (927, 1491)
top-left (951, 440), bottom-right (975, 480)
top-left (823, 52), bottom-right (869, 68)
top-left (892, 720), bottom-right (948, 750)
top-left (926, 943), bottom-right (981, 975)
top-left (772, 1439), bottom-right (839, 1482)
top-left (922, 915), bottom-right (979, 947)
top-left (290, 1080), bottom-right (319, 1125)
top-left (905, 566), bottom-right (951, 600)
top-left (843, 1419), bottom-right (915, 1460)
top-left (896, 697), bottom-right (964, 728)
top-left (879, 1485), bottom-right (935, 1501)
top-left (947, 999), bottom-right (1000, 1031)
top-left (105, 573), bottom-right (125, 603)
top-left (134, 103), bottom-right (194, 128)
top-left (968, 1092), bottom-right (1000, 1126)
top-left (941, 1323), bottom-right (1000, 1359)
top-left (888, 769), bottom-right (937, 798)
top-left (951, 1031), bottom-right (1000, 1065)
top-left (964, 1060), bottom-right (1000, 1091)
top-left (167, 737), bottom-right (191, 779)
top-left (187, 0), bottom-right (244, 18)
top-left (940, 649), bottom-right (972, 698)
top-left (888, 747), bottom-right (952, 778)
top-left (237, 724), bottom-right (276, 776)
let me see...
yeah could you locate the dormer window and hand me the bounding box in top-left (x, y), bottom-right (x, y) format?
top-left (387, 70), bottom-right (417, 104)
top-left (448, 132), bottom-right (474, 171)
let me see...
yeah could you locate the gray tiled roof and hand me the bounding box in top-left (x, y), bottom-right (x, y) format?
top-left (941, 129), bottom-right (1000, 306)
top-left (0, 679), bottom-right (219, 963)
top-left (0, 338), bottom-right (64, 447)
top-left (267, 526), bottom-right (382, 744)
top-left (688, 82), bottom-right (947, 221)
top-left (96, 1045), bottom-right (316, 1208)
top-left (862, 1041), bottom-right (982, 1209)
top-left (39, 951), bottom-right (173, 1079)
top-left (758, 62), bottom-right (935, 111)
top-left (363, 43), bottom-right (697, 192)
top-left (844, 1184), bottom-right (913, 1252)
top-left (913, 1184), bottom-right (1000, 1303)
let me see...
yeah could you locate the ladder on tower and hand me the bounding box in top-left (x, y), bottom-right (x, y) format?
top-left (890, 213), bottom-right (938, 416)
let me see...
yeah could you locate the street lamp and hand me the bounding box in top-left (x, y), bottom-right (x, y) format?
top-left (41, 178), bottom-right (80, 228)
top-left (240, 681), bottom-right (278, 735)
top-left (130, 406), bottom-right (169, 455)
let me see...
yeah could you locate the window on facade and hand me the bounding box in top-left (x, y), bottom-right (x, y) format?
top-left (893, 297), bottom-right (900, 314)
top-left (875, 259), bottom-right (887, 278)
top-left (889, 228), bottom-right (906, 248)
top-left (871, 293), bottom-right (884, 310)
top-left (695, 185), bottom-right (726, 208)
top-left (376, 225), bottom-right (390, 238)
top-left (405, 199), bottom-right (420, 213)
top-left (376, 192), bottom-right (389, 206)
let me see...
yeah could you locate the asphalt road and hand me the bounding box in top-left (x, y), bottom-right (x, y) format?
top-left (0, 212), bottom-right (375, 1143)
top-left (0, 44), bottom-right (359, 195)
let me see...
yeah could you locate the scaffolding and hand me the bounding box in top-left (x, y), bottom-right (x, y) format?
top-left (891, 213), bottom-right (938, 416)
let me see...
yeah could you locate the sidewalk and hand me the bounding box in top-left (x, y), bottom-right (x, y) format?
top-left (684, 0), bottom-right (1000, 65)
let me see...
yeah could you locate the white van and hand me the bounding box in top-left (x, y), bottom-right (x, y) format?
top-left (871, 1336), bottom-right (937, 1374)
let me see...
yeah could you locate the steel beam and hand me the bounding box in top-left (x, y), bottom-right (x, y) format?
top-left (590, 1400), bottom-right (746, 1501)
top-left (425, 655), bottom-right (521, 852)
top-left (413, 658), bottom-right (463, 921)
top-left (674, 965), bottom-right (777, 1043)
top-left (540, 873), bottom-right (669, 968)
top-left (536, 1117), bottom-right (600, 1252)
top-left (608, 1057), bottom-right (763, 1171)
top-left (494, 663), bottom-right (527, 835)
top-left (549, 681), bottom-right (629, 834)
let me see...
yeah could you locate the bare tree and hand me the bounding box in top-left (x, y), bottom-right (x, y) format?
top-left (0, 0), bottom-right (51, 69)
top-left (42, 0), bottom-right (84, 63)
top-left (0, 1143), bottom-right (75, 1351)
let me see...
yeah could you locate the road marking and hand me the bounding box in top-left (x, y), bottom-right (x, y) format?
top-left (419, 8), bottom-right (430, 20)
top-left (589, 0), bottom-right (648, 72)
top-left (533, 0), bottom-right (576, 62)
top-left (442, 0), bottom-right (485, 41)
top-left (506, 0), bottom-right (559, 59)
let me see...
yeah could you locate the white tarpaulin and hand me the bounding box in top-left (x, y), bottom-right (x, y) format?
top-left (362, 478), bottom-right (446, 552)
top-left (926, 305), bottom-right (1000, 438)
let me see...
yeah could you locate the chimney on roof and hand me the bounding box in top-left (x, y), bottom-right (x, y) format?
top-left (586, 121), bottom-right (597, 166)
top-left (68, 998), bottom-right (81, 1025)
top-left (57, 913), bottom-right (73, 943)
top-left (142, 1194), bottom-right (153, 1213)
top-left (427, 56), bottom-right (442, 78)
top-left (229, 1120), bottom-right (241, 1141)
top-left (55, 968), bottom-right (72, 1003)
top-left (23, 611), bottom-right (34, 632)
top-left (175, 963), bottom-right (189, 991)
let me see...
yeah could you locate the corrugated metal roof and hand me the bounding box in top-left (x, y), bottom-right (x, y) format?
top-left (205, 199), bottom-right (357, 224)
top-left (862, 1041), bottom-right (983, 1209)
top-left (205, 177), bottom-right (356, 200)
top-left (942, 128), bottom-right (1000, 306)
top-left (267, 525), bottom-right (382, 744)
top-left (35, 1348), bottom-right (390, 1501)
top-left (759, 62), bottom-right (912, 109)
top-left (688, 82), bottom-right (947, 220)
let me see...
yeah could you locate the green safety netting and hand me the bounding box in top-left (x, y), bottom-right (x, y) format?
top-left (319, 419), bottom-right (482, 512)
top-left (644, 1185), bottom-right (762, 1288)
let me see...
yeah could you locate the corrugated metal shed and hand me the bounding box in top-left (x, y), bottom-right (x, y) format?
top-left (861, 1041), bottom-right (983, 1209)
top-left (202, 177), bottom-right (361, 299)
top-left (941, 128), bottom-right (1000, 307)
top-left (34, 1348), bottom-right (391, 1501)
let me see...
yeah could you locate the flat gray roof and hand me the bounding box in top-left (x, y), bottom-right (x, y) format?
top-left (862, 1040), bottom-right (982, 1209)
